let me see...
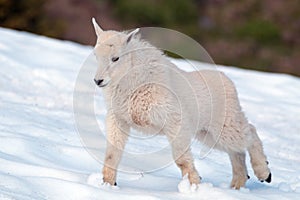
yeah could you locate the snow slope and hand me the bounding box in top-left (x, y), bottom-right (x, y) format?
top-left (0, 27), bottom-right (300, 200)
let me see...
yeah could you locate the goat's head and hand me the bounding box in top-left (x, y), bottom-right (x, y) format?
top-left (92, 18), bottom-right (139, 88)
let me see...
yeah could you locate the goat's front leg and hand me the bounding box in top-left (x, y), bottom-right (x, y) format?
top-left (102, 113), bottom-right (129, 186)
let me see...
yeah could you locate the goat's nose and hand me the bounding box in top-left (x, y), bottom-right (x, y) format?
top-left (94, 78), bottom-right (103, 86)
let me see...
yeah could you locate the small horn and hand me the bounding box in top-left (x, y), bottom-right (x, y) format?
top-left (92, 17), bottom-right (103, 36)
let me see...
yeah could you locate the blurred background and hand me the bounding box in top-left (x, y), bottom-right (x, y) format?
top-left (1, 0), bottom-right (299, 76)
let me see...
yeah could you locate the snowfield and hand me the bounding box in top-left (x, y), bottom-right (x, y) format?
top-left (0, 27), bottom-right (300, 200)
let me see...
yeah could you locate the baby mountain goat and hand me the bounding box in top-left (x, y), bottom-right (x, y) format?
top-left (91, 18), bottom-right (271, 190)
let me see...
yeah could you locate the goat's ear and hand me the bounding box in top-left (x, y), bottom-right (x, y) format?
top-left (126, 28), bottom-right (140, 43)
top-left (92, 17), bottom-right (103, 37)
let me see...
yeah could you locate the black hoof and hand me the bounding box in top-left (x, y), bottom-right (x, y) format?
top-left (266, 161), bottom-right (269, 165)
top-left (265, 173), bottom-right (272, 183)
top-left (247, 175), bottom-right (250, 179)
top-left (114, 182), bottom-right (117, 186)
top-left (260, 173), bottom-right (272, 183)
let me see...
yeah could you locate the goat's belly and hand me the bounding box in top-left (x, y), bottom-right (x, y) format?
top-left (131, 122), bottom-right (165, 135)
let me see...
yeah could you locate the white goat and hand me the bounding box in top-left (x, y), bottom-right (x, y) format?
top-left (91, 18), bottom-right (271, 189)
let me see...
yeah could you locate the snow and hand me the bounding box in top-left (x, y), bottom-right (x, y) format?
top-left (1, 27), bottom-right (300, 199)
top-left (177, 174), bottom-right (200, 193)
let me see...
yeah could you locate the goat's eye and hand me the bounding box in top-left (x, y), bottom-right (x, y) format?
top-left (112, 57), bottom-right (119, 62)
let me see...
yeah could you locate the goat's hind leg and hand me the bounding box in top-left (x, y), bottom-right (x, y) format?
top-left (228, 151), bottom-right (248, 189)
top-left (166, 127), bottom-right (201, 185)
top-left (247, 124), bottom-right (271, 183)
